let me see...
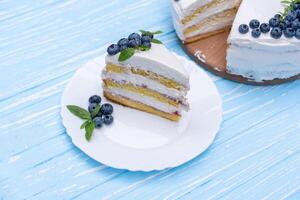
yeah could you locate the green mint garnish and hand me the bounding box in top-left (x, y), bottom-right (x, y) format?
top-left (85, 121), bottom-right (95, 141)
top-left (67, 105), bottom-right (91, 120)
top-left (67, 105), bottom-right (97, 142)
top-left (117, 30), bottom-right (163, 61)
top-left (151, 38), bottom-right (163, 44)
top-left (118, 48), bottom-right (135, 61)
top-left (280, 0), bottom-right (300, 21)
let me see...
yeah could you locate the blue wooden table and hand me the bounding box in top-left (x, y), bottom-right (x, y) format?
top-left (1, 1), bottom-right (300, 199)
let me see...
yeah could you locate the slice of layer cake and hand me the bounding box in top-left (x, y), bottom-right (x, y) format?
top-left (102, 31), bottom-right (190, 121)
top-left (171, 0), bottom-right (242, 43)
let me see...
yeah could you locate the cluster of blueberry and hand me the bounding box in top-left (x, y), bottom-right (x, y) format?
top-left (107, 32), bottom-right (155, 56)
top-left (88, 95), bottom-right (114, 128)
top-left (239, 3), bottom-right (300, 39)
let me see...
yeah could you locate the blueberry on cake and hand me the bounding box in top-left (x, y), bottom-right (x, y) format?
top-left (102, 31), bottom-right (190, 121)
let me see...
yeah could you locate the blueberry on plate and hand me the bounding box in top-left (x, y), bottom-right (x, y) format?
top-left (295, 29), bottom-right (300, 39)
top-left (89, 95), bottom-right (101, 104)
top-left (239, 24), bottom-right (249, 34)
top-left (271, 27), bottom-right (283, 39)
top-left (251, 28), bottom-right (261, 38)
top-left (286, 11), bottom-right (297, 21)
top-left (107, 44), bottom-right (120, 56)
top-left (93, 117), bottom-right (104, 128)
top-left (141, 35), bottom-right (151, 43)
top-left (279, 22), bottom-right (287, 30)
top-left (274, 14), bottom-right (282, 19)
top-left (260, 23), bottom-right (270, 33)
top-left (249, 19), bottom-right (260, 29)
top-left (296, 9), bottom-right (300, 18)
top-left (284, 28), bottom-right (295, 38)
top-left (117, 38), bottom-right (129, 47)
top-left (294, 3), bottom-right (300, 10)
top-left (88, 103), bottom-right (98, 114)
top-left (100, 103), bottom-right (113, 115)
top-left (128, 33), bottom-right (141, 41)
top-left (269, 18), bottom-right (280, 27)
top-left (292, 19), bottom-right (300, 30)
top-left (142, 32), bottom-right (154, 39)
top-left (103, 115), bottom-right (114, 125)
top-left (285, 20), bottom-right (292, 28)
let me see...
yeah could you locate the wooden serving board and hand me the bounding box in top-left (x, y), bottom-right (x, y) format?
top-left (182, 29), bottom-right (300, 85)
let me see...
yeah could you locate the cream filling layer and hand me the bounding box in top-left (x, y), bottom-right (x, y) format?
top-left (104, 88), bottom-right (184, 114)
top-left (102, 70), bottom-right (187, 100)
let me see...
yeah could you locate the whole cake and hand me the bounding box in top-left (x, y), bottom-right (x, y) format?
top-left (172, 0), bottom-right (300, 82)
top-left (102, 31), bottom-right (190, 121)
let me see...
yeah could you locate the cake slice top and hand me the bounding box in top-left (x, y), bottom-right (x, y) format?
top-left (106, 43), bottom-right (189, 88)
top-left (229, 0), bottom-right (300, 51)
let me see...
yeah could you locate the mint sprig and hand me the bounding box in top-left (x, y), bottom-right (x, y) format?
top-left (280, 0), bottom-right (300, 21)
top-left (117, 30), bottom-right (163, 62)
top-left (67, 105), bottom-right (97, 142)
top-left (118, 48), bottom-right (135, 61)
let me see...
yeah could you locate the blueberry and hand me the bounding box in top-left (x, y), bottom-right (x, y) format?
top-left (260, 23), bottom-right (270, 33)
top-left (100, 103), bottom-right (113, 115)
top-left (292, 19), bottom-right (300, 29)
top-left (142, 32), bottom-right (154, 39)
top-left (103, 115), bottom-right (114, 125)
top-left (271, 27), bottom-right (283, 39)
top-left (128, 39), bottom-right (139, 48)
top-left (117, 38), bottom-right (129, 47)
top-left (88, 103), bottom-right (98, 114)
top-left (93, 117), bottom-right (103, 129)
top-left (249, 19), bottom-right (260, 29)
top-left (107, 44), bottom-right (120, 56)
top-left (274, 14), bottom-right (282, 19)
top-left (293, 3), bottom-right (300, 10)
top-left (286, 11), bottom-right (297, 21)
top-left (251, 28), bottom-right (261, 38)
top-left (89, 95), bottom-right (101, 104)
top-left (285, 20), bottom-right (292, 28)
top-left (128, 33), bottom-right (141, 41)
top-left (239, 24), bottom-right (249, 34)
top-left (141, 35), bottom-right (151, 43)
top-left (269, 18), bottom-right (280, 27)
top-left (296, 9), bottom-right (300, 18)
top-left (284, 28), bottom-right (295, 38)
top-left (279, 22), bottom-right (287, 30)
top-left (142, 41), bottom-right (152, 48)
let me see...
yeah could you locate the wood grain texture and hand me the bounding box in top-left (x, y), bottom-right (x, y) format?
top-left (183, 30), bottom-right (300, 85)
top-left (0, 0), bottom-right (300, 199)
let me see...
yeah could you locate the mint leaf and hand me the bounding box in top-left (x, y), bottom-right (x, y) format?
top-left (91, 104), bottom-right (100, 118)
top-left (85, 121), bottom-right (95, 141)
top-left (67, 105), bottom-right (91, 120)
top-left (118, 48), bottom-right (135, 61)
top-left (80, 121), bottom-right (89, 129)
top-left (152, 31), bottom-right (163, 35)
top-left (139, 30), bottom-right (151, 35)
top-left (137, 45), bottom-right (150, 51)
top-left (151, 38), bottom-right (162, 44)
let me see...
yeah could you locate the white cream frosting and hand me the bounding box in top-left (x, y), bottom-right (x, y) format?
top-left (171, 0), bottom-right (240, 41)
top-left (227, 0), bottom-right (300, 81)
top-left (102, 70), bottom-right (187, 101)
top-left (105, 43), bottom-right (190, 88)
top-left (104, 88), bottom-right (185, 114)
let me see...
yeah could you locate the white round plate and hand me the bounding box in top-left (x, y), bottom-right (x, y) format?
top-left (61, 53), bottom-right (222, 171)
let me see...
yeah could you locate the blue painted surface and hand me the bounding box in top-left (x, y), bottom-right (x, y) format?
top-left (1, 0), bottom-right (300, 199)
